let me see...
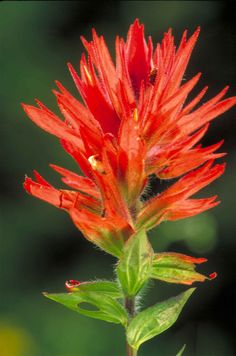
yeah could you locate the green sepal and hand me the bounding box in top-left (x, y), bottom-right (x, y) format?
top-left (151, 252), bottom-right (213, 285)
top-left (127, 288), bottom-right (195, 350)
top-left (44, 290), bottom-right (128, 326)
top-left (68, 280), bottom-right (123, 298)
top-left (117, 230), bottom-right (153, 296)
top-left (176, 344), bottom-right (186, 356)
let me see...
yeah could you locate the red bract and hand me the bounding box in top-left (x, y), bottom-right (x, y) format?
top-left (152, 252), bottom-right (217, 285)
top-left (22, 20), bottom-right (236, 256)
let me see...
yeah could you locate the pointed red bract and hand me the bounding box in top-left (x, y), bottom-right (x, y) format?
top-left (152, 252), bottom-right (216, 285)
top-left (136, 161), bottom-right (225, 230)
top-left (23, 20), bottom-right (235, 255)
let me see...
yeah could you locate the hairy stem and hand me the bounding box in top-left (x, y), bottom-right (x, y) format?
top-left (125, 296), bottom-right (137, 356)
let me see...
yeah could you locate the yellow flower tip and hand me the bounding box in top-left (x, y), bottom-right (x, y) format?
top-left (133, 108), bottom-right (138, 122)
top-left (83, 65), bottom-right (93, 84)
top-left (88, 155), bottom-right (106, 174)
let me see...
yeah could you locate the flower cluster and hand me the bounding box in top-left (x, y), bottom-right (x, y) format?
top-left (23, 20), bottom-right (236, 257)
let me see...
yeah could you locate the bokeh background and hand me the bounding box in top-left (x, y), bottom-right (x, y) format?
top-left (1, 1), bottom-right (236, 355)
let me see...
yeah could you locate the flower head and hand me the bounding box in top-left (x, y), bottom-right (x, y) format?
top-left (22, 20), bottom-right (236, 256)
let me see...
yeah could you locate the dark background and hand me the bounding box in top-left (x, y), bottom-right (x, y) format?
top-left (0, 1), bottom-right (236, 355)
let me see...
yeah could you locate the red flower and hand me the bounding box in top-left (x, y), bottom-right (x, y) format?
top-left (22, 20), bottom-right (236, 256)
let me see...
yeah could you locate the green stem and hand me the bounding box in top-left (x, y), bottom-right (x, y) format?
top-left (125, 296), bottom-right (137, 356)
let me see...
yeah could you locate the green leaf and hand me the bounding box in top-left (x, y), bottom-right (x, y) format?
top-left (176, 344), bottom-right (186, 356)
top-left (68, 280), bottom-right (123, 298)
top-left (127, 288), bottom-right (195, 350)
top-left (151, 252), bottom-right (213, 285)
top-left (117, 230), bottom-right (153, 296)
top-left (44, 290), bottom-right (128, 326)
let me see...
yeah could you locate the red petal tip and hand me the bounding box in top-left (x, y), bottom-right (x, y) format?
top-left (52, 89), bottom-right (60, 96)
top-left (32, 169), bottom-right (39, 177)
top-left (23, 177), bottom-right (32, 194)
top-left (54, 80), bottom-right (65, 93)
top-left (21, 103), bottom-right (30, 113)
top-left (209, 272), bottom-right (217, 280)
top-left (34, 98), bottom-right (41, 106)
top-left (67, 62), bottom-right (73, 70)
top-left (65, 279), bottom-right (81, 292)
top-left (91, 28), bottom-right (98, 38)
top-left (80, 35), bottom-right (87, 43)
top-left (195, 26), bottom-right (201, 35)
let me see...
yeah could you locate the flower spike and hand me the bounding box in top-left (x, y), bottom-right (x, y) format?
top-left (23, 20), bottom-right (236, 254)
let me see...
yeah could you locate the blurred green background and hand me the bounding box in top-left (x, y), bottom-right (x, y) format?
top-left (1, 1), bottom-right (236, 355)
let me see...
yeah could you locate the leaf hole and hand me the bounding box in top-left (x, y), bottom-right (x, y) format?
top-left (78, 302), bottom-right (99, 312)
